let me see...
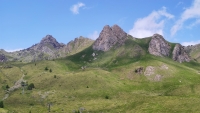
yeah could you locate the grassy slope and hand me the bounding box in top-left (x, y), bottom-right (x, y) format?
top-left (1, 37), bottom-right (200, 112)
top-left (185, 44), bottom-right (200, 62)
top-left (190, 49), bottom-right (200, 62)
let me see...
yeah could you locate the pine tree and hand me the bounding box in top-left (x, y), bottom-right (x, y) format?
top-left (0, 101), bottom-right (4, 108)
top-left (27, 83), bottom-right (35, 90)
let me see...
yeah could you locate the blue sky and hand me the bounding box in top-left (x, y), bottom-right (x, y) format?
top-left (1, 0), bottom-right (200, 52)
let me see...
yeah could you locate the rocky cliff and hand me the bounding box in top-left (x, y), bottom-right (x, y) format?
top-left (28, 35), bottom-right (64, 52)
top-left (0, 25), bottom-right (194, 63)
top-left (0, 54), bottom-right (7, 62)
top-left (172, 44), bottom-right (190, 63)
top-left (93, 25), bottom-right (127, 51)
top-left (148, 34), bottom-right (191, 63)
top-left (148, 34), bottom-right (171, 57)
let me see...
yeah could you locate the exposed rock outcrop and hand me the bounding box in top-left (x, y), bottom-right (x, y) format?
top-left (40, 35), bottom-right (63, 48)
top-left (0, 35), bottom-right (94, 62)
top-left (0, 54), bottom-right (7, 62)
top-left (148, 34), bottom-right (171, 57)
top-left (144, 66), bottom-right (155, 76)
top-left (11, 35), bottom-right (65, 62)
top-left (93, 25), bottom-right (127, 51)
top-left (31, 35), bottom-right (64, 51)
top-left (172, 44), bottom-right (190, 63)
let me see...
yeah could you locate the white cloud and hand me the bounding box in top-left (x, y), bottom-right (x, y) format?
top-left (129, 7), bottom-right (174, 38)
top-left (188, 19), bottom-right (200, 28)
top-left (171, 0), bottom-right (200, 36)
top-left (176, 2), bottom-right (184, 7)
top-left (5, 48), bottom-right (23, 52)
top-left (70, 2), bottom-right (85, 14)
top-left (182, 40), bottom-right (200, 46)
top-left (88, 31), bottom-right (99, 40)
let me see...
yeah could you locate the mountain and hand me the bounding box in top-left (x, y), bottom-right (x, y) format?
top-left (0, 24), bottom-right (196, 63)
top-left (91, 25), bottom-right (191, 64)
top-left (30, 35), bottom-right (64, 51)
top-left (7, 35), bottom-right (65, 62)
top-left (172, 43), bottom-right (190, 63)
top-left (148, 34), bottom-right (190, 63)
top-left (148, 34), bottom-right (171, 57)
top-left (1, 25), bottom-right (200, 112)
top-left (61, 36), bottom-right (94, 56)
top-left (0, 35), bottom-right (93, 62)
top-left (93, 24), bottom-right (127, 51)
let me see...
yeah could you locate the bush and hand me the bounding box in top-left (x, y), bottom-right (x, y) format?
top-left (6, 85), bottom-right (9, 89)
top-left (21, 81), bottom-right (26, 87)
top-left (105, 95), bottom-right (109, 99)
top-left (27, 83), bottom-right (35, 90)
top-left (29, 103), bottom-right (34, 106)
top-left (45, 67), bottom-right (48, 71)
top-left (49, 69), bottom-right (52, 73)
top-left (0, 101), bottom-right (4, 108)
top-left (54, 75), bottom-right (56, 78)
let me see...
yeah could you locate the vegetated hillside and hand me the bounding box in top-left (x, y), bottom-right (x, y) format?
top-left (0, 24), bottom-right (199, 112)
top-left (60, 36), bottom-right (94, 56)
top-left (185, 44), bottom-right (200, 62)
top-left (1, 35), bottom-right (200, 112)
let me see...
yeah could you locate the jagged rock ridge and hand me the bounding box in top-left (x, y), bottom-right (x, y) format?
top-left (172, 44), bottom-right (190, 63)
top-left (0, 24), bottom-right (195, 63)
top-left (148, 34), bottom-right (191, 63)
top-left (93, 25), bottom-right (127, 51)
top-left (27, 35), bottom-right (64, 51)
top-left (148, 34), bottom-right (171, 57)
top-left (1, 35), bottom-right (93, 62)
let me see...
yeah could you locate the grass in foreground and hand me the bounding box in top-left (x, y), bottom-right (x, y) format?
top-left (1, 53), bottom-right (200, 112)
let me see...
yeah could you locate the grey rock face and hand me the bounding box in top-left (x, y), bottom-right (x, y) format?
top-left (1, 35), bottom-right (93, 62)
top-left (3, 35), bottom-right (65, 62)
top-left (148, 34), bottom-right (171, 57)
top-left (0, 54), bottom-right (7, 62)
top-left (172, 44), bottom-right (190, 63)
top-left (93, 25), bottom-right (127, 51)
top-left (39, 35), bottom-right (63, 49)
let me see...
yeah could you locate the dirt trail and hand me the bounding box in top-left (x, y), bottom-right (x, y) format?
top-left (2, 69), bottom-right (25, 100)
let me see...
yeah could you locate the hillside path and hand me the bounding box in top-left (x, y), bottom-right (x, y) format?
top-left (2, 69), bottom-right (25, 100)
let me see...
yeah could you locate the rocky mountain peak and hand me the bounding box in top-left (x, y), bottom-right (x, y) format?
top-left (148, 34), bottom-right (171, 57)
top-left (111, 24), bottom-right (127, 39)
top-left (41, 35), bottom-right (57, 44)
top-left (39, 35), bottom-right (63, 49)
top-left (172, 44), bottom-right (190, 63)
top-left (93, 24), bottom-right (127, 51)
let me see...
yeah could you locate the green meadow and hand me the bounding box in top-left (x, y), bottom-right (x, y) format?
top-left (1, 38), bottom-right (200, 113)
